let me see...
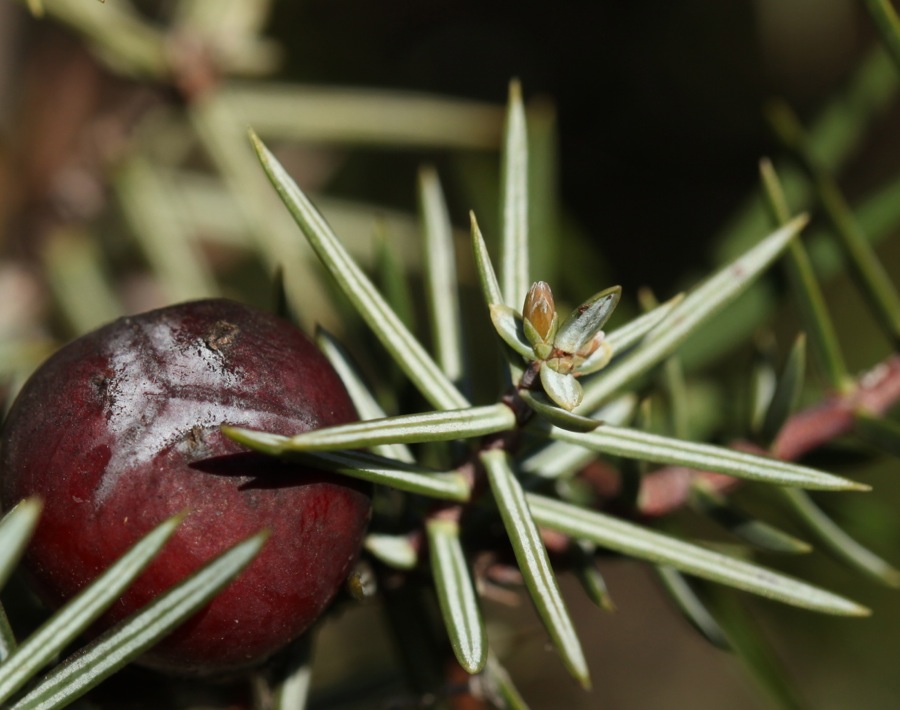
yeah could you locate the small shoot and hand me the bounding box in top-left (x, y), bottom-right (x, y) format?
top-left (483, 278), bottom-right (622, 412)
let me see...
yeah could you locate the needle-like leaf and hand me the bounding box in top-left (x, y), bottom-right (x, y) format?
top-left (500, 80), bottom-right (529, 307)
top-left (639, 286), bottom-right (690, 440)
top-left (521, 395), bottom-right (637, 479)
top-left (193, 100), bottom-right (342, 330)
top-left (579, 215), bottom-right (808, 411)
top-left (0, 605), bottom-right (15, 664)
top-left (419, 167), bottom-right (465, 384)
top-left (863, 0), bottom-right (900, 74)
top-left (0, 515), bottom-right (183, 705)
top-left (570, 541), bottom-right (615, 611)
top-left (426, 519), bottom-right (487, 673)
top-left (11, 532), bottom-right (267, 710)
top-left (375, 226), bottom-right (416, 331)
top-left (287, 450), bottom-right (471, 502)
top-left (472, 212), bottom-right (521, 383)
top-left (549, 424), bottom-right (867, 491)
top-left (227, 84), bottom-right (504, 149)
top-left (604, 293), bottom-right (684, 355)
top-left (768, 102), bottom-right (900, 345)
top-left (42, 231), bottom-right (122, 335)
top-left (224, 403), bottom-right (516, 453)
top-left (761, 333), bottom-right (807, 443)
top-left (759, 159), bottom-right (849, 391)
top-left (780, 488), bottom-right (900, 587)
top-left (0, 499), bottom-right (41, 592)
top-left (705, 588), bottom-right (807, 710)
top-left (115, 158), bottom-right (219, 302)
top-left (691, 485), bottom-right (812, 554)
top-left (655, 566), bottom-right (730, 650)
top-left (527, 494), bottom-right (869, 616)
top-left (250, 130), bottom-right (468, 411)
top-left (470, 212), bottom-right (504, 307)
top-left (481, 450), bottom-right (590, 688)
top-left (484, 652), bottom-right (530, 710)
top-left (316, 328), bottom-right (415, 463)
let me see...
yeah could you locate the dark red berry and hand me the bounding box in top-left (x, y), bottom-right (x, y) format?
top-left (0, 299), bottom-right (371, 674)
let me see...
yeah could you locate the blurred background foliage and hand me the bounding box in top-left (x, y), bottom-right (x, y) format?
top-left (1, 0), bottom-right (899, 708)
